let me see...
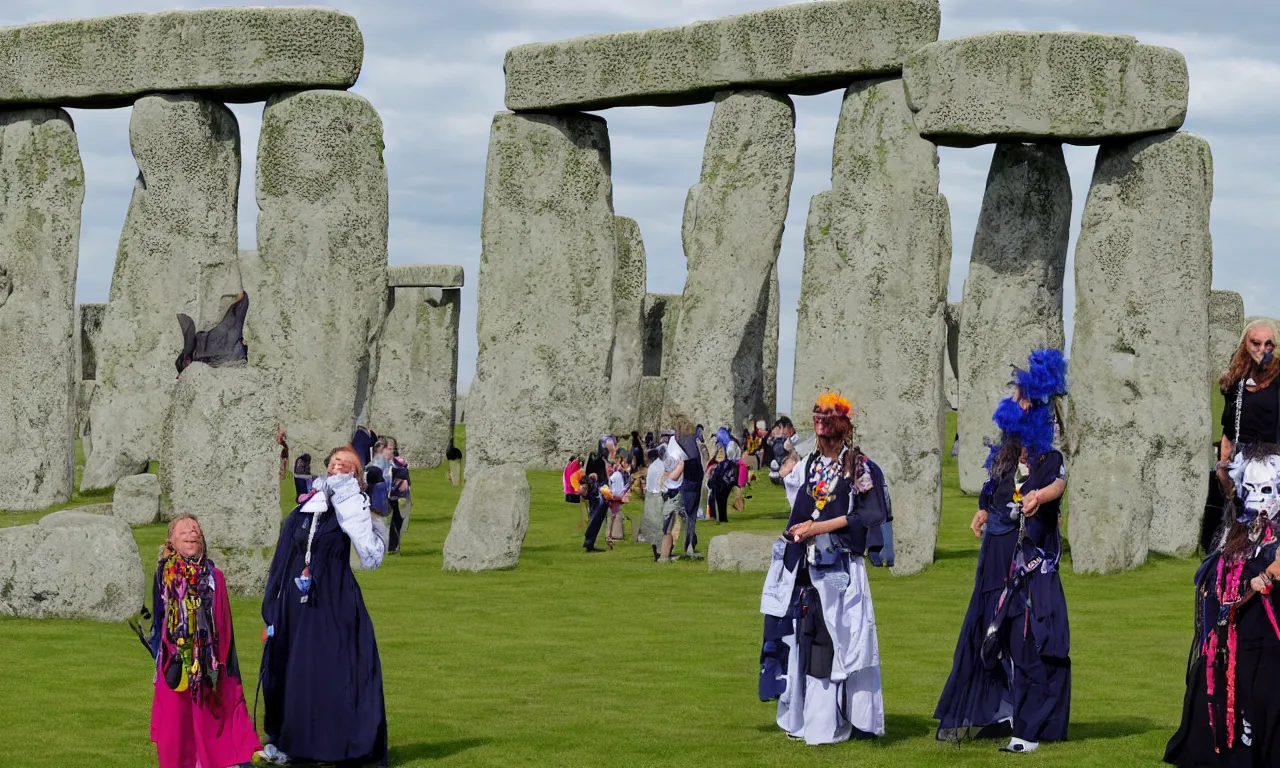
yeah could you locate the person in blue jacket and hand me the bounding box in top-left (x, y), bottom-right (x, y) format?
top-left (935, 349), bottom-right (1070, 754)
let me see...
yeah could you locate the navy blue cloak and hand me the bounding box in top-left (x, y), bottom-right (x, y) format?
top-left (935, 450), bottom-right (1071, 744)
top-left (260, 503), bottom-right (387, 765)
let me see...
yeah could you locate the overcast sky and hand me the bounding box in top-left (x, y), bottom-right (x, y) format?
top-left (5, 0), bottom-right (1277, 413)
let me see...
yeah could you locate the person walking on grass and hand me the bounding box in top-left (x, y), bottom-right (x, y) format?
top-left (934, 349), bottom-right (1070, 754)
top-left (674, 415), bottom-right (705, 559)
top-left (758, 392), bottom-right (894, 744)
top-left (658, 427), bottom-right (688, 562)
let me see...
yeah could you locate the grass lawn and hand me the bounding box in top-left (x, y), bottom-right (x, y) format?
top-left (0, 413), bottom-right (1197, 767)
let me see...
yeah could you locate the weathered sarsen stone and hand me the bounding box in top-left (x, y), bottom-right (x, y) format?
top-left (77, 302), bottom-right (106, 380)
top-left (665, 90), bottom-right (795, 431)
top-left (160, 362), bottom-right (280, 595)
top-left (112, 473), bottom-right (161, 526)
top-left (247, 90), bottom-right (388, 461)
top-left (944, 301), bottom-right (960, 411)
top-left (957, 144), bottom-right (1070, 493)
top-left (0, 108), bottom-right (83, 511)
top-left (643, 293), bottom-right (681, 379)
top-left (387, 264), bottom-right (464, 288)
top-left (469, 112), bottom-right (616, 470)
top-left (608, 217), bottom-right (648, 434)
top-left (792, 77), bottom-right (950, 575)
top-left (83, 94), bottom-right (240, 491)
top-left (443, 464), bottom-right (531, 572)
top-left (762, 267), bottom-right (780, 419)
top-left (904, 32), bottom-right (1188, 147)
top-left (368, 285), bottom-right (461, 468)
top-left (0, 8), bottom-right (363, 108)
top-left (1067, 132), bottom-right (1213, 572)
top-left (1209, 290), bottom-right (1244, 381)
top-left (0, 511), bottom-right (143, 622)
top-left (505, 0), bottom-right (940, 111)
top-left (708, 532), bottom-right (777, 573)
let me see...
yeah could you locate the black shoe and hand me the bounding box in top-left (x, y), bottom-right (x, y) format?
top-left (975, 721), bottom-right (1013, 740)
top-left (584, 545), bottom-right (604, 553)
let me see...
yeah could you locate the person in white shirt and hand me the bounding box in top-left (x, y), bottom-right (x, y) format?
top-left (639, 446), bottom-right (667, 558)
top-left (658, 430), bottom-right (688, 562)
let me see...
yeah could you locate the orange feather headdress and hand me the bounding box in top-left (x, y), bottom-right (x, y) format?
top-left (814, 392), bottom-right (852, 416)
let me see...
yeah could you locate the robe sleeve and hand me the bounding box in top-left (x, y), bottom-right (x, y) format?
top-left (149, 563), bottom-right (163, 660)
top-left (783, 458), bottom-right (806, 509)
top-left (979, 477), bottom-right (996, 512)
top-left (261, 509), bottom-right (298, 630)
top-left (330, 475), bottom-right (387, 570)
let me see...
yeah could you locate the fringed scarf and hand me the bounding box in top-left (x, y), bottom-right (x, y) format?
top-left (160, 553), bottom-right (219, 704)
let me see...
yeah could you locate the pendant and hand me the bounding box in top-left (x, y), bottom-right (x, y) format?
top-left (295, 566), bottom-right (312, 603)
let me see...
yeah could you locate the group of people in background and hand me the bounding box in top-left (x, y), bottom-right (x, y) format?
top-left (563, 415), bottom-right (808, 560)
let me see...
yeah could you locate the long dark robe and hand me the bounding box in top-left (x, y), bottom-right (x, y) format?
top-left (260, 503), bottom-right (387, 765)
top-left (935, 450), bottom-right (1071, 744)
top-left (1166, 544), bottom-right (1280, 766)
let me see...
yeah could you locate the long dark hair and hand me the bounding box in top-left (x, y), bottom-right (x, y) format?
top-left (989, 434), bottom-right (1025, 482)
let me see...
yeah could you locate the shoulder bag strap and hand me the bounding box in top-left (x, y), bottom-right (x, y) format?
top-left (1234, 379), bottom-right (1245, 453)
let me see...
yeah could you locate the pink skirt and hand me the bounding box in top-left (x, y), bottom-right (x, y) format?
top-left (151, 674), bottom-right (261, 768)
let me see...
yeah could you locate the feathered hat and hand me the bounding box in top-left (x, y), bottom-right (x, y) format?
top-left (987, 348), bottom-right (1068, 462)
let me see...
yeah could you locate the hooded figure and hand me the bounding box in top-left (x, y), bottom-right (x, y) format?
top-left (758, 392), bottom-right (894, 744)
top-left (935, 348), bottom-right (1070, 754)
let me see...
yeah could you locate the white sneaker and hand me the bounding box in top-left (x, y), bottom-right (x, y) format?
top-left (253, 744), bottom-right (291, 765)
top-left (999, 737), bottom-right (1039, 753)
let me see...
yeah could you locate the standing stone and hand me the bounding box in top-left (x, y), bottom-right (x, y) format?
top-left (792, 77), bottom-right (951, 575)
top-left (0, 108), bottom-right (84, 511)
top-left (762, 267), bottom-right (780, 419)
top-left (83, 94), bottom-right (240, 491)
top-left (643, 293), bottom-right (682, 379)
top-left (112, 473), bottom-right (161, 525)
top-left (957, 144), bottom-right (1070, 493)
top-left (1209, 290), bottom-right (1245, 381)
top-left (1068, 132), bottom-right (1213, 572)
top-left (609, 217), bottom-right (648, 433)
top-left (944, 301), bottom-right (960, 411)
top-left (443, 464), bottom-right (531, 572)
top-left (470, 112), bottom-right (616, 470)
top-left (666, 90), bottom-right (795, 431)
top-left (77, 303), bottom-right (106, 380)
top-left (637, 377), bottom-right (667, 437)
top-left (160, 362), bottom-right (279, 595)
top-left (0, 511), bottom-right (143, 622)
top-left (368, 284), bottom-right (460, 468)
top-left (248, 90), bottom-right (388, 461)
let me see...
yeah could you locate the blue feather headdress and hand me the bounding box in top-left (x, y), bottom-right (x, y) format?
top-left (985, 348), bottom-right (1068, 466)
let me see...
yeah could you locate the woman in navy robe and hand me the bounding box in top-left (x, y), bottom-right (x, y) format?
top-left (256, 445), bottom-right (390, 767)
top-left (935, 349), bottom-right (1071, 754)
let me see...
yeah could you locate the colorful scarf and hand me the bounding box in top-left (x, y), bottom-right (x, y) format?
top-left (160, 553), bottom-right (219, 704)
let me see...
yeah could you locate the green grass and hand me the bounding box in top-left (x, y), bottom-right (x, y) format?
top-left (0, 416), bottom-right (1195, 767)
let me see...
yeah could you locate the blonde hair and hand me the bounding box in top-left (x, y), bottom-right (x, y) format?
top-left (1220, 318), bottom-right (1280, 393)
top-left (159, 513), bottom-right (206, 561)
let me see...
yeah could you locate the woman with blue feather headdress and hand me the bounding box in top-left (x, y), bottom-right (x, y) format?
top-left (935, 348), bottom-right (1071, 754)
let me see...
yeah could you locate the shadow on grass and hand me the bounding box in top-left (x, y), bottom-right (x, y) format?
top-left (1070, 717), bottom-right (1159, 742)
top-left (752, 713), bottom-right (938, 745)
top-left (390, 737), bottom-right (490, 761)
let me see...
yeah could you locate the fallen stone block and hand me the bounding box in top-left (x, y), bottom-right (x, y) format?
top-left (443, 464), bottom-right (530, 572)
top-left (505, 0), bottom-right (940, 111)
top-left (0, 511), bottom-right (144, 622)
top-left (904, 32), bottom-right (1189, 146)
top-left (708, 532), bottom-right (778, 573)
top-left (0, 8), bottom-right (363, 108)
top-left (112, 473), bottom-right (161, 525)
